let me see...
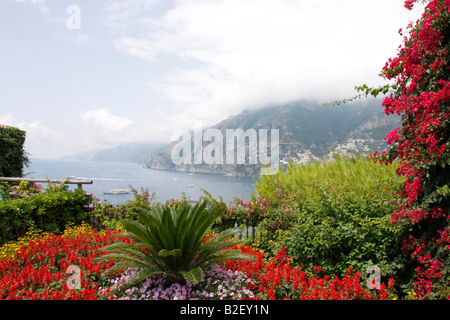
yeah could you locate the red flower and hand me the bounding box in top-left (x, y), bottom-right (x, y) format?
top-left (0, 227), bottom-right (120, 300)
top-left (404, 0), bottom-right (415, 10)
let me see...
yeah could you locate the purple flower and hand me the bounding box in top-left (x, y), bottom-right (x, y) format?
top-left (102, 265), bottom-right (255, 300)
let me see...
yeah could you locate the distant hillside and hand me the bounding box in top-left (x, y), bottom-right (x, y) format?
top-left (64, 142), bottom-right (165, 164)
top-left (91, 142), bottom-right (164, 164)
top-left (146, 99), bottom-right (400, 177)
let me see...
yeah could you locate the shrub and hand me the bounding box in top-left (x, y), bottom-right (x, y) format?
top-left (199, 190), bottom-right (232, 232)
top-left (0, 189), bottom-right (94, 245)
top-left (266, 182), bottom-right (406, 283)
top-left (251, 155), bottom-right (407, 282)
top-left (89, 187), bottom-right (155, 230)
top-left (256, 154), bottom-right (403, 206)
top-left (227, 196), bottom-right (270, 242)
top-left (89, 201), bottom-right (130, 230)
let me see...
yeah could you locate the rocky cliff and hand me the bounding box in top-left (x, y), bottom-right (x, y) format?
top-left (145, 99), bottom-right (399, 177)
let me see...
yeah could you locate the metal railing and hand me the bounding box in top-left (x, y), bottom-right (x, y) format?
top-left (0, 177), bottom-right (93, 191)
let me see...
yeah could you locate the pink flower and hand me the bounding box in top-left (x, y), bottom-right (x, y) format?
top-left (384, 128), bottom-right (400, 145)
top-left (404, 0), bottom-right (415, 11)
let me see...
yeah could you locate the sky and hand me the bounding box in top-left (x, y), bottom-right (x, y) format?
top-left (0, 0), bottom-right (425, 159)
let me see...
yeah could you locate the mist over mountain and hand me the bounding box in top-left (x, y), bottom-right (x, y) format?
top-left (145, 99), bottom-right (400, 177)
top-left (91, 142), bottom-right (164, 164)
top-left (64, 142), bottom-right (165, 164)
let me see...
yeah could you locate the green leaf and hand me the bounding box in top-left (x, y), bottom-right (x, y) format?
top-left (179, 267), bottom-right (204, 285)
top-left (158, 248), bottom-right (182, 258)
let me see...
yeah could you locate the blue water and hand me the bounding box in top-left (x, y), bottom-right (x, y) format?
top-left (26, 159), bottom-right (257, 205)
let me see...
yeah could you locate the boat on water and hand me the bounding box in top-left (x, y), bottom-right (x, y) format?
top-left (103, 189), bottom-right (130, 195)
top-left (187, 184), bottom-right (194, 188)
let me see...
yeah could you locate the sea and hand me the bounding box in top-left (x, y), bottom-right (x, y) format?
top-left (25, 159), bottom-right (257, 206)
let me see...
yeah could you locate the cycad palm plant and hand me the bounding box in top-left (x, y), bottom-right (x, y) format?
top-left (96, 201), bottom-right (253, 286)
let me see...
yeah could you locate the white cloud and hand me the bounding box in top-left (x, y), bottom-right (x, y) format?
top-left (79, 107), bottom-right (207, 149)
top-left (107, 0), bottom-right (425, 125)
top-left (0, 114), bottom-right (66, 159)
top-left (79, 108), bottom-right (168, 147)
top-left (81, 109), bottom-right (133, 132)
top-left (1, 109), bottom-right (188, 159)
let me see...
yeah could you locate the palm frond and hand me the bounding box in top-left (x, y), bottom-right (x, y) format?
top-left (158, 248), bottom-right (182, 258)
top-left (179, 267), bottom-right (204, 285)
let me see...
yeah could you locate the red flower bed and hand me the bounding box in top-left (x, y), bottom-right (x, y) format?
top-left (1, 227), bottom-right (396, 300)
top-left (0, 226), bottom-right (118, 300)
top-left (223, 246), bottom-right (395, 300)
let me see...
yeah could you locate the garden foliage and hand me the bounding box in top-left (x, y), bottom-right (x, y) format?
top-left (0, 188), bottom-right (93, 245)
top-left (1, 0), bottom-right (449, 301)
top-left (254, 155), bottom-right (407, 286)
top-left (89, 187), bottom-right (155, 230)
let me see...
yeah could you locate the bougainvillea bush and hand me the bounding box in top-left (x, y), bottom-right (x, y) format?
top-left (352, 0), bottom-right (450, 299)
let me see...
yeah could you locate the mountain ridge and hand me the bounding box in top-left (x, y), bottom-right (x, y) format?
top-left (145, 99), bottom-right (400, 177)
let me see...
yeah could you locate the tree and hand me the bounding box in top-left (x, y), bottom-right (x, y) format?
top-left (0, 125), bottom-right (29, 178)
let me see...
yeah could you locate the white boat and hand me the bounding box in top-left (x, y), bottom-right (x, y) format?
top-left (187, 184), bottom-right (194, 188)
top-left (103, 189), bottom-right (129, 195)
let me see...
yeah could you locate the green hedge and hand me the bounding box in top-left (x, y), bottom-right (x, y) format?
top-left (254, 155), bottom-right (409, 287)
top-left (0, 125), bottom-right (29, 178)
top-left (266, 183), bottom-right (406, 279)
top-left (0, 189), bottom-right (94, 245)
